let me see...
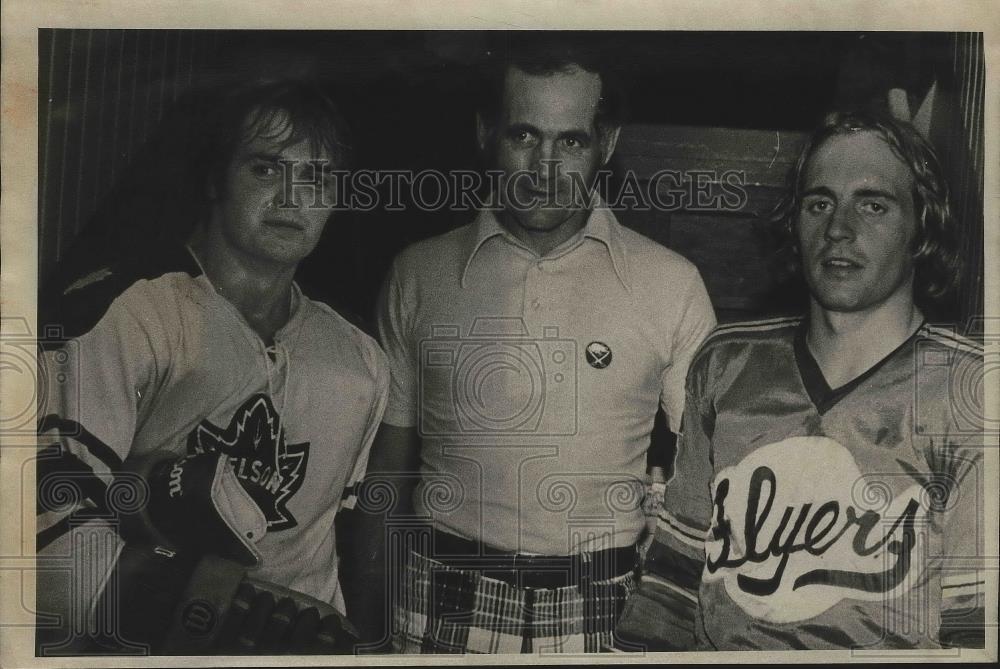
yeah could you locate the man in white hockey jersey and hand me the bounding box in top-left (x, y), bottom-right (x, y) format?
top-left (622, 110), bottom-right (986, 650)
top-left (36, 81), bottom-right (389, 654)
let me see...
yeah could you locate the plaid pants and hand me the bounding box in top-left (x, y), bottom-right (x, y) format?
top-left (391, 549), bottom-right (639, 654)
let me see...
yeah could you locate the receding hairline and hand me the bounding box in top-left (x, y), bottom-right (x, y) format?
top-left (502, 62), bottom-right (602, 92)
top-left (498, 63), bottom-right (607, 132)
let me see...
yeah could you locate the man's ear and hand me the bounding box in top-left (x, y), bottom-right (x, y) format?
top-left (599, 125), bottom-right (621, 166)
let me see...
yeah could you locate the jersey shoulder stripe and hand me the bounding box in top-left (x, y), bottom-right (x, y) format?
top-left (41, 245), bottom-right (202, 344)
top-left (691, 316), bottom-right (801, 369)
top-left (920, 324), bottom-right (984, 355)
top-left (703, 316), bottom-right (801, 344)
top-left (711, 315), bottom-right (803, 333)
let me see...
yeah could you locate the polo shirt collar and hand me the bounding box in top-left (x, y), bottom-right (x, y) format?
top-left (460, 201), bottom-right (631, 292)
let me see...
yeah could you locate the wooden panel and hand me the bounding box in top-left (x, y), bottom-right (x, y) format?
top-left (613, 124), bottom-right (808, 321)
top-left (669, 213), bottom-right (778, 313)
top-left (38, 29), bottom-right (218, 280)
top-left (614, 124), bottom-right (806, 188)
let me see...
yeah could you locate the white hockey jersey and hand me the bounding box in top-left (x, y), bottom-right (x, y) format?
top-left (36, 246), bottom-right (389, 630)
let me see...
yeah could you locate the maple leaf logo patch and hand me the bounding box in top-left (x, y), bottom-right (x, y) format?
top-left (187, 394), bottom-right (308, 530)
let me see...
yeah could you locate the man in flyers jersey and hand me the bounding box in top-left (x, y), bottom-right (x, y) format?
top-left (618, 110), bottom-right (986, 651)
top-left (35, 81), bottom-right (389, 654)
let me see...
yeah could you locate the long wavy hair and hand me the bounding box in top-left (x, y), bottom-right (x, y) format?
top-left (772, 110), bottom-right (962, 312)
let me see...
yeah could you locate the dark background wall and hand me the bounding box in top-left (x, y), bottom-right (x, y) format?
top-left (38, 30), bottom-right (985, 328)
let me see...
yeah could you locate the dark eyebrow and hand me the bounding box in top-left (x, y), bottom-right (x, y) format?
top-left (558, 129), bottom-right (593, 144)
top-left (853, 188), bottom-right (899, 202)
top-left (801, 186), bottom-right (835, 199)
top-left (801, 186), bottom-right (900, 203)
top-left (247, 152), bottom-right (284, 164)
top-left (505, 122), bottom-right (539, 136)
top-left (504, 123), bottom-right (593, 146)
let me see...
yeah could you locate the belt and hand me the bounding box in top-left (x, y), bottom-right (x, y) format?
top-left (419, 529), bottom-right (639, 590)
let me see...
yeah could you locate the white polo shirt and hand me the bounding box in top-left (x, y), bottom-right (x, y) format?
top-left (378, 204), bottom-right (715, 555)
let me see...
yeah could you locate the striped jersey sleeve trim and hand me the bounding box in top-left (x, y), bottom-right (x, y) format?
top-left (712, 315), bottom-right (802, 330)
top-left (658, 510), bottom-right (707, 548)
top-left (38, 514), bottom-right (75, 552)
top-left (36, 449), bottom-right (111, 515)
top-left (942, 573), bottom-right (984, 588)
top-left (641, 573), bottom-right (699, 604)
top-left (942, 582), bottom-right (984, 599)
top-left (38, 415), bottom-right (124, 472)
top-left (706, 316), bottom-right (802, 339)
top-left (921, 325), bottom-right (984, 355)
top-left (942, 573), bottom-right (985, 599)
top-left (37, 503), bottom-right (112, 552)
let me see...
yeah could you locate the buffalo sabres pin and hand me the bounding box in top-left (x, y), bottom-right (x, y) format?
top-left (585, 341), bottom-right (612, 369)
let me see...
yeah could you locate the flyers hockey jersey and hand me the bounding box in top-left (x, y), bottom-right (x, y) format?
top-left (640, 317), bottom-right (985, 650)
top-left (36, 246), bottom-right (389, 629)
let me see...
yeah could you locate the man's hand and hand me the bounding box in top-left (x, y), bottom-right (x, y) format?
top-left (104, 549), bottom-right (358, 654)
top-left (347, 423), bottom-right (421, 649)
top-left (119, 452), bottom-right (267, 566)
top-left (639, 466), bottom-right (667, 558)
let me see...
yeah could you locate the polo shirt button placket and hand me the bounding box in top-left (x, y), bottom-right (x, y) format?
top-left (535, 262), bottom-right (546, 313)
top-left (523, 262), bottom-right (545, 327)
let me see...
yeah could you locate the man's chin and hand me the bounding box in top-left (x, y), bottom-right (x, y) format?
top-left (506, 208), bottom-right (582, 234)
top-left (248, 242), bottom-right (314, 269)
top-left (811, 287), bottom-right (894, 315)
top-left (808, 274), bottom-right (916, 316)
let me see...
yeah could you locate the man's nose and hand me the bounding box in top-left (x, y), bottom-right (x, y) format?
top-left (273, 184), bottom-right (291, 208)
top-left (532, 142), bottom-right (560, 182)
top-left (275, 165), bottom-right (319, 208)
top-left (824, 205), bottom-right (856, 241)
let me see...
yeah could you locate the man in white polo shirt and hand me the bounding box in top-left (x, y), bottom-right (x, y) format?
top-left (360, 37), bottom-right (716, 654)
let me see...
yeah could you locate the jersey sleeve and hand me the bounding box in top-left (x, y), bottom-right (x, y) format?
top-left (37, 286), bottom-right (162, 551)
top-left (936, 437), bottom-right (985, 649)
top-left (621, 344), bottom-right (716, 651)
top-left (35, 283), bottom-right (164, 640)
top-left (914, 337), bottom-right (986, 649)
top-left (929, 344), bottom-right (986, 648)
top-left (338, 334), bottom-right (391, 511)
top-left (658, 267), bottom-right (716, 430)
top-left (375, 257), bottom-right (418, 428)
